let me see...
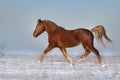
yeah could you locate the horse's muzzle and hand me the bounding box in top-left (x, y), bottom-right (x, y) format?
top-left (33, 34), bottom-right (38, 38)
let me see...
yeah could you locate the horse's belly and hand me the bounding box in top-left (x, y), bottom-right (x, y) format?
top-left (65, 41), bottom-right (81, 47)
top-left (59, 39), bottom-right (81, 48)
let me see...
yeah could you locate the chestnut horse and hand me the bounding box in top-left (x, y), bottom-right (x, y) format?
top-left (33, 19), bottom-right (111, 66)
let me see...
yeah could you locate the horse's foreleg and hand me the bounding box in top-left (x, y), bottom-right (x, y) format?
top-left (38, 45), bottom-right (54, 63)
top-left (79, 45), bottom-right (90, 62)
top-left (60, 48), bottom-right (73, 66)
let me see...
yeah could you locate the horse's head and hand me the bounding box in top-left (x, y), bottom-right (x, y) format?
top-left (33, 19), bottom-right (45, 37)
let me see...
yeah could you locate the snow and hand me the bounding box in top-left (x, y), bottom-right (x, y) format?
top-left (0, 55), bottom-right (119, 80)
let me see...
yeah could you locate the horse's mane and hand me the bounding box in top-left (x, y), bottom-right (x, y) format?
top-left (44, 20), bottom-right (59, 27)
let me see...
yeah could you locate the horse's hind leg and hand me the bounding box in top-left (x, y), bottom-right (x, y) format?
top-left (60, 48), bottom-right (73, 66)
top-left (89, 46), bottom-right (104, 65)
top-left (79, 45), bottom-right (90, 62)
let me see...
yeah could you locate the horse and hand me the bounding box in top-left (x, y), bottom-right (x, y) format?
top-left (33, 19), bottom-right (112, 67)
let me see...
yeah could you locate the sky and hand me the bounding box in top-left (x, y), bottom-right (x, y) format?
top-left (0, 0), bottom-right (120, 55)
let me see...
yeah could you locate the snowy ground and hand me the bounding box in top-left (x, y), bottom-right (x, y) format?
top-left (0, 55), bottom-right (119, 80)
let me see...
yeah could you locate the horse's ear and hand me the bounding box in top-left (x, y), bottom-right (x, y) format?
top-left (37, 19), bottom-right (42, 23)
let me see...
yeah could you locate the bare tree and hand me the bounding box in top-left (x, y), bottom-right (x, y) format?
top-left (0, 42), bottom-right (6, 56)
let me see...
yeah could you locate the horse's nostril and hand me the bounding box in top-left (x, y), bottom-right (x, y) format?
top-left (33, 34), bottom-right (37, 38)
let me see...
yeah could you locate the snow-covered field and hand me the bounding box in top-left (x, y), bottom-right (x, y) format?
top-left (0, 55), bottom-right (119, 80)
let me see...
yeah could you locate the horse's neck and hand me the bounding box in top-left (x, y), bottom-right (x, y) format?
top-left (45, 22), bottom-right (59, 35)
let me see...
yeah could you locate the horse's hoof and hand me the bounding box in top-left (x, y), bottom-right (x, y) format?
top-left (78, 60), bottom-right (82, 63)
top-left (78, 58), bottom-right (84, 63)
top-left (101, 61), bottom-right (106, 68)
top-left (70, 63), bottom-right (74, 66)
top-left (102, 64), bottom-right (106, 68)
top-left (37, 60), bottom-right (41, 64)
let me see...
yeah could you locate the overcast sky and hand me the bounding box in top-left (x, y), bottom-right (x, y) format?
top-left (0, 0), bottom-right (120, 55)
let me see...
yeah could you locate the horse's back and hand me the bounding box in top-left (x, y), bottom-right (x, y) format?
top-left (75, 28), bottom-right (93, 37)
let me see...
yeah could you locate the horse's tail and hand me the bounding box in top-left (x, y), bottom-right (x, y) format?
top-left (91, 25), bottom-right (112, 45)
